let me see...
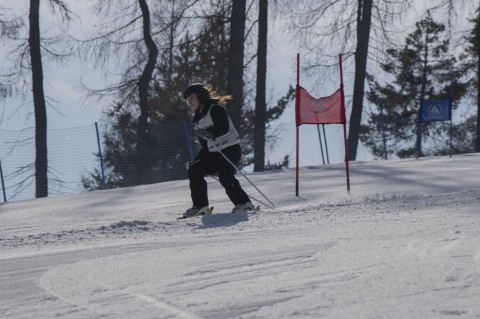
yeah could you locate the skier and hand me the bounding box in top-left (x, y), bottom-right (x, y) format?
top-left (182, 83), bottom-right (255, 218)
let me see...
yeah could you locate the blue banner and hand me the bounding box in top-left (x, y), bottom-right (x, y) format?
top-left (419, 98), bottom-right (452, 123)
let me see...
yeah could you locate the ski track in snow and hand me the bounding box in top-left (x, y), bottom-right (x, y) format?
top-left (1, 154), bottom-right (480, 318)
top-left (1, 190), bottom-right (477, 250)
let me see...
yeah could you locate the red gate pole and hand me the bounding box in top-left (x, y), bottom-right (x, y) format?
top-left (295, 53), bottom-right (300, 197)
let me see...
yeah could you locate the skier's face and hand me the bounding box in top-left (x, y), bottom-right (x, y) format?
top-left (186, 93), bottom-right (200, 111)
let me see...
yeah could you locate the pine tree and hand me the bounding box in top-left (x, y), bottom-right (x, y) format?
top-left (361, 13), bottom-right (468, 159)
top-left (459, 7), bottom-right (480, 152)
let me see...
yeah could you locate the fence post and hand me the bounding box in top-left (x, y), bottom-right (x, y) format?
top-left (95, 122), bottom-right (106, 190)
top-left (380, 100), bottom-right (388, 160)
top-left (316, 124), bottom-right (325, 165)
top-left (0, 160), bottom-right (6, 203)
top-left (449, 120), bottom-right (453, 158)
top-left (322, 125), bottom-right (330, 164)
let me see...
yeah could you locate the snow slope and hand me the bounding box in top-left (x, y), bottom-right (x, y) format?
top-left (1, 154), bottom-right (479, 318)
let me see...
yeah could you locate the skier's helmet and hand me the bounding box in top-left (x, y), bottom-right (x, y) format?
top-left (183, 83), bottom-right (209, 102)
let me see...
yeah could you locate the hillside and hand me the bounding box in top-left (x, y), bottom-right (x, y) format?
top-left (1, 154), bottom-right (479, 318)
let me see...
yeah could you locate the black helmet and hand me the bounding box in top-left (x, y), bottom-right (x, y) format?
top-left (183, 83), bottom-right (209, 101)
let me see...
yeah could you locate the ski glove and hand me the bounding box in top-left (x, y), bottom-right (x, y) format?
top-left (195, 128), bottom-right (213, 140)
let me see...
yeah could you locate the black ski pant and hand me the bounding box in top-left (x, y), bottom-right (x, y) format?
top-left (188, 144), bottom-right (250, 208)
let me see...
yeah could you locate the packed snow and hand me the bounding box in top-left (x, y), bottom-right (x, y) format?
top-left (1, 154), bottom-right (479, 318)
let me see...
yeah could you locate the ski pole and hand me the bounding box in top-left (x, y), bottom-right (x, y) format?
top-left (205, 138), bottom-right (275, 208)
top-left (207, 175), bottom-right (272, 209)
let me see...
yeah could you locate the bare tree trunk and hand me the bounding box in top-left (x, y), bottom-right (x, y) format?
top-left (226, 0), bottom-right (246, 128)
top-left (137, 0), bottom-right (158, 184)
top-left (254, 0), bottom-right (268, 172)
top-left (29, 0), bottom-right (48, 198)
top-left (347, 0), bottom-right (373, 161)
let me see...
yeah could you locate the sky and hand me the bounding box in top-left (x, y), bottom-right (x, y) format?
top-left (0, 153), bottom-right (479, 318)
top-left (0, 0), bottom-right (299, 131)
top-left (2, 0), bottom-right (474, 131)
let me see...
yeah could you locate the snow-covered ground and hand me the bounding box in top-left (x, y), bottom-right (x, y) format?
top-left (1, 154), bottom-right (479, 319)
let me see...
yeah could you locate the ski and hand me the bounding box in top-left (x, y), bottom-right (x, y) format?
top-left (176, 205), bottom-right (260, 220)
top-left (239, 205), bottom-right (261, 213)
top-left (176, 206), bottom-right (214, 220)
